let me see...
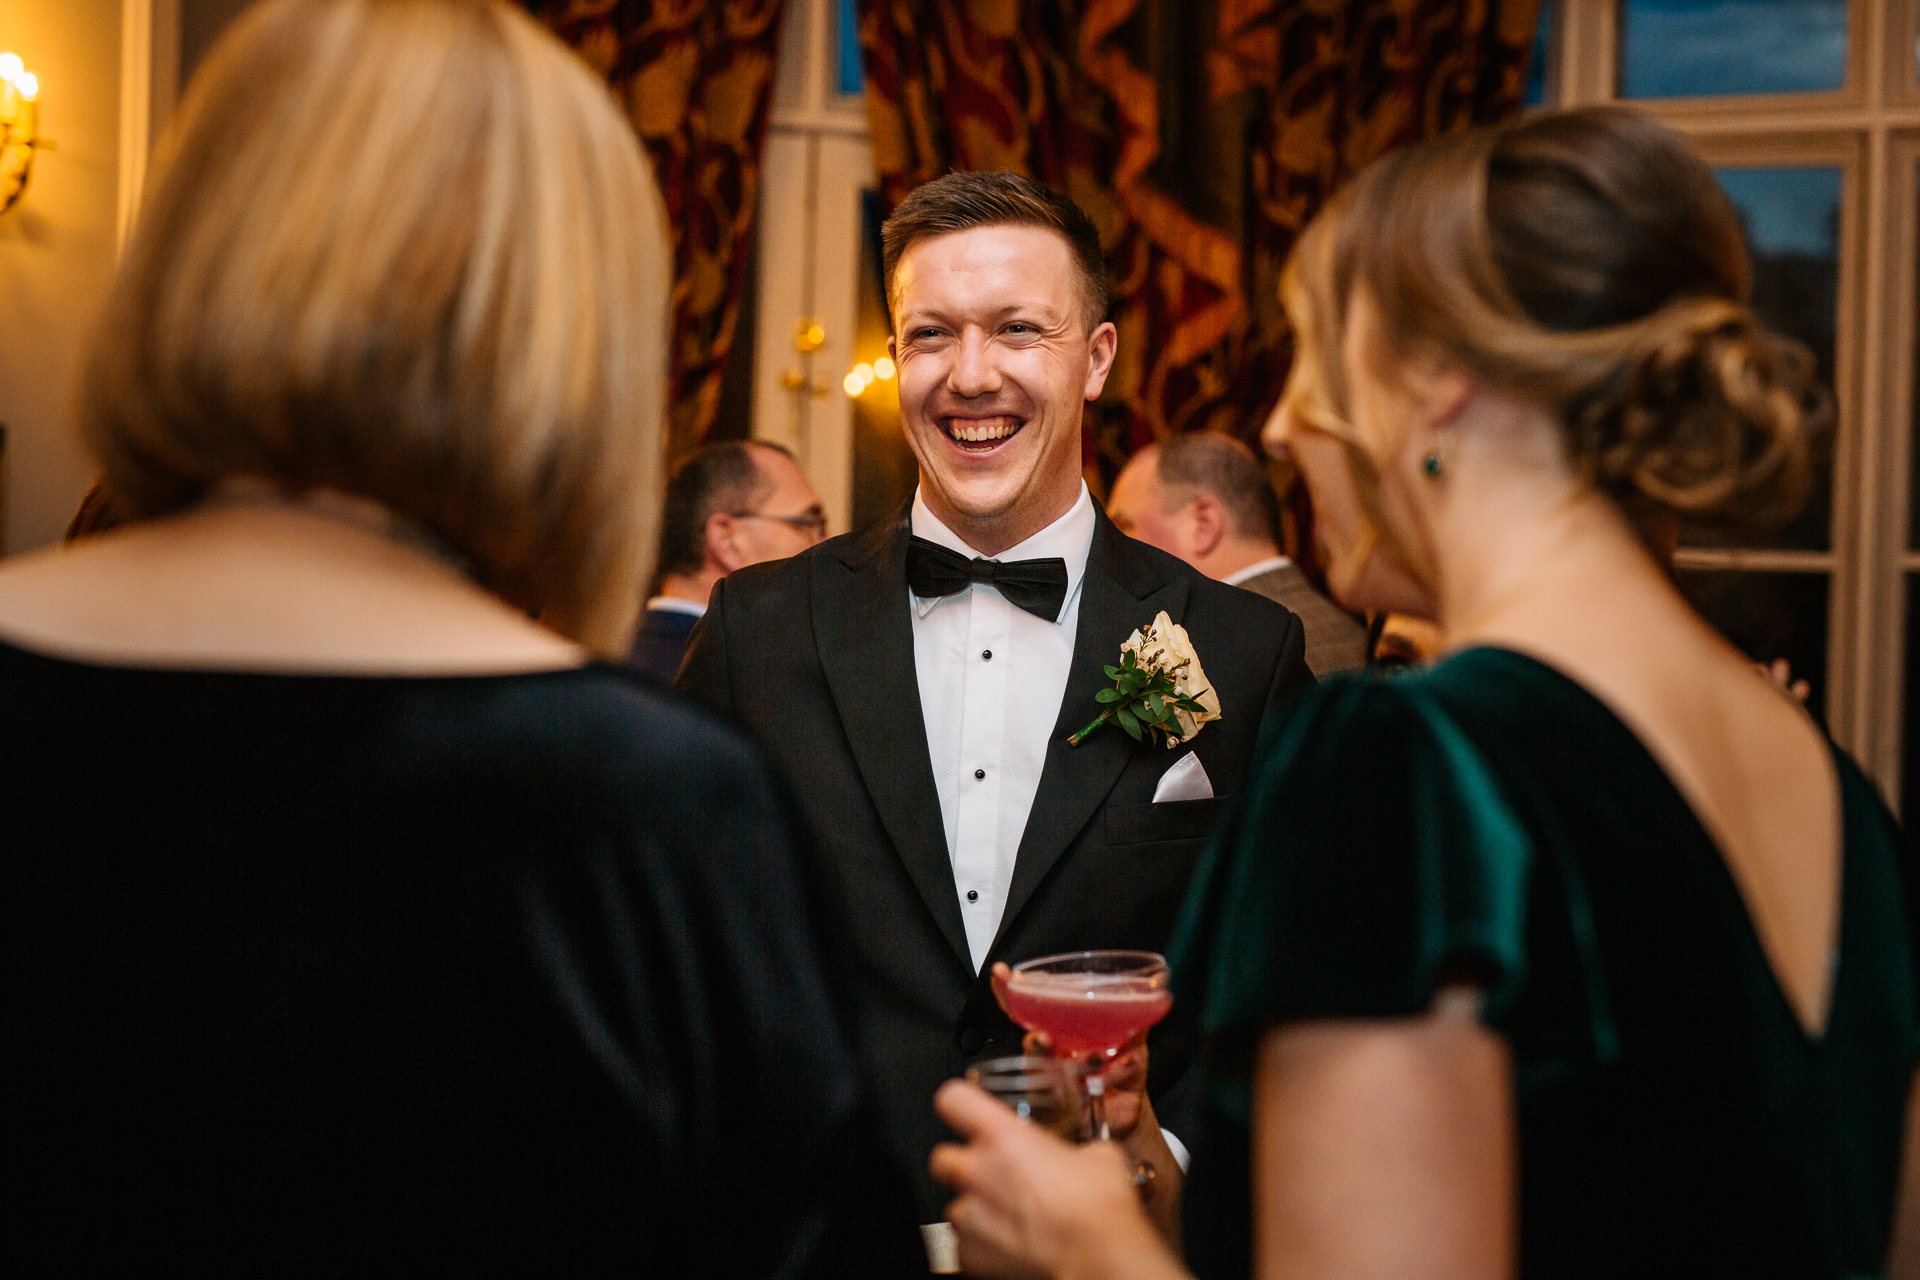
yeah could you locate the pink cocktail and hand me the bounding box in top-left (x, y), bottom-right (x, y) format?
top-left (1002, 974), bottom-right (1172, 1056)
top-left (1004, 951), bottom-right (1173, 1142)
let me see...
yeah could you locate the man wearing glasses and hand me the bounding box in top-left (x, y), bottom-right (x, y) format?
top-left (631, 440), bottom-right (827, 686)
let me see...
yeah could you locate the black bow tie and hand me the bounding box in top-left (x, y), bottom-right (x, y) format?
top-left (905, 536), bottom-right (1070, 623)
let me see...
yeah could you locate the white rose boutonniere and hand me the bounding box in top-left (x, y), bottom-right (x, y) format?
top-left (1068, 610), bottom-right (1223, 748)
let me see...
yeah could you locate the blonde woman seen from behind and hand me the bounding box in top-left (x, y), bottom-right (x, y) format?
top-left (931, 107), bottom-right (1920, 1280)
top-left (0, 1), bottom-right (919, 1272)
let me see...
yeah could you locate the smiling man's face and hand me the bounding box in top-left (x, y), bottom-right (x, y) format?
top-left (889, 223), bottom-right (1117, 556)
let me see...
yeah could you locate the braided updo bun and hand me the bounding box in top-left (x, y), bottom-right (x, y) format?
top-left (1286, 106), bottom-right (1830, 533)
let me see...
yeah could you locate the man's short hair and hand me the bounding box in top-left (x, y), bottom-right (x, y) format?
top-left (1152, 432), bottom-right (1281, 545)
top-left (654, 441), bottom-right (795, 580)
top-left (881, 170), bottom-right (1110, 333)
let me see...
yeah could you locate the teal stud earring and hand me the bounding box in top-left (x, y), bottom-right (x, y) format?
top-left (1423, 452), bottom-right (1444, 477)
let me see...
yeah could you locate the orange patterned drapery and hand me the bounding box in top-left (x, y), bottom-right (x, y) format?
top-left (857, 0), bottom-right (1540, 574)
top-left (524, 0), bottom-right (787, 468)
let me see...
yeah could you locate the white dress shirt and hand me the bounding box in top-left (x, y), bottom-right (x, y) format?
top-left (1221, 554), bottom-right (1291, 586)
top-left (644, 596), bottom-right (708, 618)
top-left (910, 483), bottom-right (1095, 973)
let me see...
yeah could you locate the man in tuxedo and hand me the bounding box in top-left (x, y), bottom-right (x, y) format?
top-left (677, 171), bottom-right (1311, 1235)
top-left (629, 440), bottom-right (825, 685)
top-left (1108, 432), bottom-right (1369, 675)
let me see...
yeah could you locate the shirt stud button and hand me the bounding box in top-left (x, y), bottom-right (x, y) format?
top-left (967, 889), bottom-right (979, 902)
top-left (982, 649), bottom-right (993, 660)
top-left (975, 768), bottom-right (985, 780)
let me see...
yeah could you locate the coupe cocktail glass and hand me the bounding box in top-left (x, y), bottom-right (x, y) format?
top-left (1003, 950), bottom-right (1172, 1140)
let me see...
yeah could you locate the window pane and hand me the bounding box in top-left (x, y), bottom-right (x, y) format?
top-left (1619, 0), bottom-right (1847, 99)
top-left (837, 0), bottom-right (863, 96)
top-left (1911, 166), bottom-right (1920, 549)
top-left (852, 190), bottom-right (915, 529)
top-left (1904, 574), bottom-right (1920, 819)
top-left (1679, 570), bottom-right (1830, 725)
top-left (1681, 166), bottom-right (1839, 551)
top-left (1523, 1), bottom-right (1556, 107)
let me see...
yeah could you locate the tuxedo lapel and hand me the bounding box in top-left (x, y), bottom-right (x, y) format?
top-left (994, 510), bottom-right (1188, 948)
top-left (813, 507), bottom-right (972, 968)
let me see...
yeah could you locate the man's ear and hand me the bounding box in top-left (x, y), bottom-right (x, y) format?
top-left (705, 512), bottom-right (748, 575)
top-left (1187, 494), bottom-right (1227, 559)
top-left (1083, 321), bottom-right (1119, 401)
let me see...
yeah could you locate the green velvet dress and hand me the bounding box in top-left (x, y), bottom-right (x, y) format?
top-left (1171, 648), bottom-right (1920, 1280)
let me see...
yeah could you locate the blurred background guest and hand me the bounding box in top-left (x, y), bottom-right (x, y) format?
top-left (0, 1), bottom-right (915, 1273)
top-left (1367, 610), bottom-right (1448, 669)
top-left (929, 107), bottom-right (1916, 1280)
top-left (1107, 432), bottom-right (1367, 675)
top-left (634, 439), bottom-right (825, 686)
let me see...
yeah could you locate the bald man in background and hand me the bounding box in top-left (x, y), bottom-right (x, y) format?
top-left (1107, 432), bottom-right (1368, 676)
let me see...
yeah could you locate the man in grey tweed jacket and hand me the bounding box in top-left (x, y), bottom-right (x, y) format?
top-left (1107, 431), bottom-right (1369, 677)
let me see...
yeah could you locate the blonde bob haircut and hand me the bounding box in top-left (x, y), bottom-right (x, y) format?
top-left (80, 0), bottom-right (669, 658)
top-left (1279, 107), bottom-right (1828, 559)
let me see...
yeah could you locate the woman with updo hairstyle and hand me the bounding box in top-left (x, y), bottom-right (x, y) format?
top-left (928, 108), bottom-right (1920, 1280)
top-left (0, 0), bottom-right (918, 1272)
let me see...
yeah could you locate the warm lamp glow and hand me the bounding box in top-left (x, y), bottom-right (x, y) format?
top-left (845, 359), bottom-right (884, 398)
top-left (0, 50), bottom-right (42, 215)
top-left (873, 356), bottom-right (895, 380)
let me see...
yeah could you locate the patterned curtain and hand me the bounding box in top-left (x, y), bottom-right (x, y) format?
top-left (524, 0), bottom-right (786, 467)
top-left (857, 0), bottom-right (1539, 574)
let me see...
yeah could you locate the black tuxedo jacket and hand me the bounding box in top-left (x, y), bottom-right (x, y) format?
top-left (676, 502), bottom-right (1311, 1216)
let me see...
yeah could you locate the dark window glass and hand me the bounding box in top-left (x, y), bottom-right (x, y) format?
top-left (1904, 575), bottom-right (1920, 819)
top-left (1679, 570), bottom-right (1829, 726)
top-left (1523, 1), bottom-right (1556, 107)
top-left (837, 0), bottom-right (864, 96)
top-left (852, 191), bottom-right (915, 529)
top-left (1680, 166), bottom-right (1840, 551)
top-left (1911, 169), bottom-right (1920, 549)
top-left (1619, 0), bottom-right (1847, 99)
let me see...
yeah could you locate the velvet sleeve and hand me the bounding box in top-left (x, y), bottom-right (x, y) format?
top-left (1170, 676), bottom-right (1536, 1041)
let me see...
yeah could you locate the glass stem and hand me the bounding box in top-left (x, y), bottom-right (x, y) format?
top-left (1084, 1071), bottom-right (1110, 1141)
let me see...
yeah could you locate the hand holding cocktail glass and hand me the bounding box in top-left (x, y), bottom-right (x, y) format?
top-left (989, 951), bottom-right (1170, 1141)
top-left (935, 949), bottom-right (1184, 1254)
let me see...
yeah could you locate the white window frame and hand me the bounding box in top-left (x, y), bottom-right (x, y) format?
top-left (753, 0), bottom-right (875, 537)
top-left (1545, 0), bottom-right (1919, 808)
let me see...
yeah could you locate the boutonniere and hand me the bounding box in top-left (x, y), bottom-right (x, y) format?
top-left (1069, 610), bottom-right (1223, 748)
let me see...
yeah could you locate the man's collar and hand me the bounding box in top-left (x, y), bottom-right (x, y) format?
top-left (1221, 554), bottom-right (1291, 587)
top-left (909, 483), bottom-right (1095, 619)
top-left (645, 596), bottom-right (708, 618)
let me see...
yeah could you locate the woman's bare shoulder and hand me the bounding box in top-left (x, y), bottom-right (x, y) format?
top-left (0, 508), bottom-right (589, 675)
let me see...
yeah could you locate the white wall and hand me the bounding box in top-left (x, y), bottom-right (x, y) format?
top-left (0, 0), bottom-right (122, 555)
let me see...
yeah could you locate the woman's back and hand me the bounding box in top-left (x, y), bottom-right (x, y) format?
top-left (0, 633), bottom-right (919, 1273)
top-left (1176, 648), bottom-right (1920, 1278)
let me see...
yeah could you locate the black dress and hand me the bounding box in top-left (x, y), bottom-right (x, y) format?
top-left (1173, 648), bottom-right (1920, 1279)
top-left (0, 641), bottom-right (921, 1274)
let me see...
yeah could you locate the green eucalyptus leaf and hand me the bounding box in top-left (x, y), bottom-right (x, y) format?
top-left (1095, 688), bottom-right (1124, 704)
top-left (1116, 705), bottom-right (1142, 739)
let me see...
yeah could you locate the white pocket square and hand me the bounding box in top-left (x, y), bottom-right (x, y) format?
top-left (1152, 751), bottom-right (1214, 803)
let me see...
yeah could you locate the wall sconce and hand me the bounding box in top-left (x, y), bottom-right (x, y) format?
top-left (1, 52), bottom-right (43, 216)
